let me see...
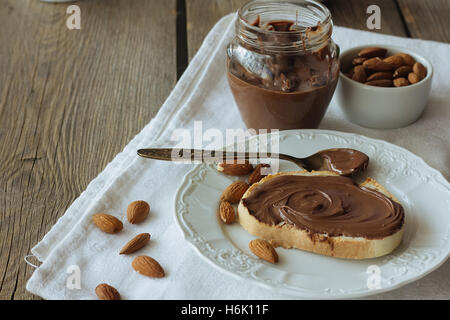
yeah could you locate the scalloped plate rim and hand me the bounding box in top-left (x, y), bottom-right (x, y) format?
top-left (173, 129), bottom-right (450, 299)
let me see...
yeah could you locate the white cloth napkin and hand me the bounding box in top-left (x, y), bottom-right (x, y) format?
top-left (27, 13), bottom-right (450, 300)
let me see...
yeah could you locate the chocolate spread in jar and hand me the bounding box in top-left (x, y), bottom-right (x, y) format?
top-left (242, 175), bottom-right (404, 239)
top-left (227, 19), bottom-right (339, 130)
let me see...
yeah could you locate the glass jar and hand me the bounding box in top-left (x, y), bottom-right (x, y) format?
top-left (227, 0), bottom-right (339, 130)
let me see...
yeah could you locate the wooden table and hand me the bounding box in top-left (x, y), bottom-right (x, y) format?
top-left (1, 0), bottom-right (449, 300)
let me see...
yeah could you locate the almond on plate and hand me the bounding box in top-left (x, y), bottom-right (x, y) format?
top-left (92, 213), bottom-right (123, 234)
top-left (95, 283), bottom-right (121, 300)
top-left (217, 160), bottom-right (253, 176)
top-left (249, 239), bottom-right (278, 264)
top-left (220, 181), bottom-right (249, 204)
top-left (119, 233), bottom-right (151, 255)
top-left (248, 164), bottom-right (271, 185)
top-left (127, 200), bottom-right (150, 224)
top-left (219, 201), bottom-right (235, 224)
top-left (132, 256), bottom-right (165, 278)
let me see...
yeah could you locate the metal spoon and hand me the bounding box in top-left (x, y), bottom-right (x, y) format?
top-left (137, 147), bottom-right (369, 176)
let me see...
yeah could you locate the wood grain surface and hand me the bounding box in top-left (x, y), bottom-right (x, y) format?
top-left (0, 0), bottom-right (177, 299)
top-left (184, 0), bottom-right (445, 61)
top-left (325, 0), bottom-right (408, 37)
top-left (397, 0), bottom-right (450, 42)
top-left (0, 0), bottom-right (449, 300)
top-left (186, 0), bottom-right (248, 61)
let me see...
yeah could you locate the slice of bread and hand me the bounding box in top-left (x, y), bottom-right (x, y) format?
top-left (237, 170), bottom-right (404, 259)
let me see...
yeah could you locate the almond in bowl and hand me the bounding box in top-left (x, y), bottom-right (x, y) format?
top-left (343, 47), bottom-right (428, 88)
top-left (336, 45), bottom-right (433, 129)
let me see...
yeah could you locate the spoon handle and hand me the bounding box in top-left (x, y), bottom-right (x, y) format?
top-left (137, 148), bottom-right (281, 162)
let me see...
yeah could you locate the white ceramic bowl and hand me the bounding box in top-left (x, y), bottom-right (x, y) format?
top-left (335, 45), bottom-right (433, 129)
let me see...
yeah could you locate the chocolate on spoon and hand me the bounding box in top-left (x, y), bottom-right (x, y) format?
top-left (137, 148), bottom-right (369, 177)
top-left (302, 148), bottom-right (369, 176)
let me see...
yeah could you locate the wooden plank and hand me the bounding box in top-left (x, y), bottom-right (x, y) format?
top-left (0, 0), bottom-right (177, 299)
top-left (186, 0), bottom-right (248, 61)
top-left (397, 0), bottom-right (450, 42)
top-left (176, 0), bottom-right (189, 78)
top-left (185, 0), bottom-right (408, 61)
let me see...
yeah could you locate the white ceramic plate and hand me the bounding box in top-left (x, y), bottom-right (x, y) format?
top-left (174, 130), bottom-right (450, 299)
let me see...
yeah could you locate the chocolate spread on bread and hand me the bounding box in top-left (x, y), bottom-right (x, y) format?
top-left (242, 175), bottom-right (404, 239)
